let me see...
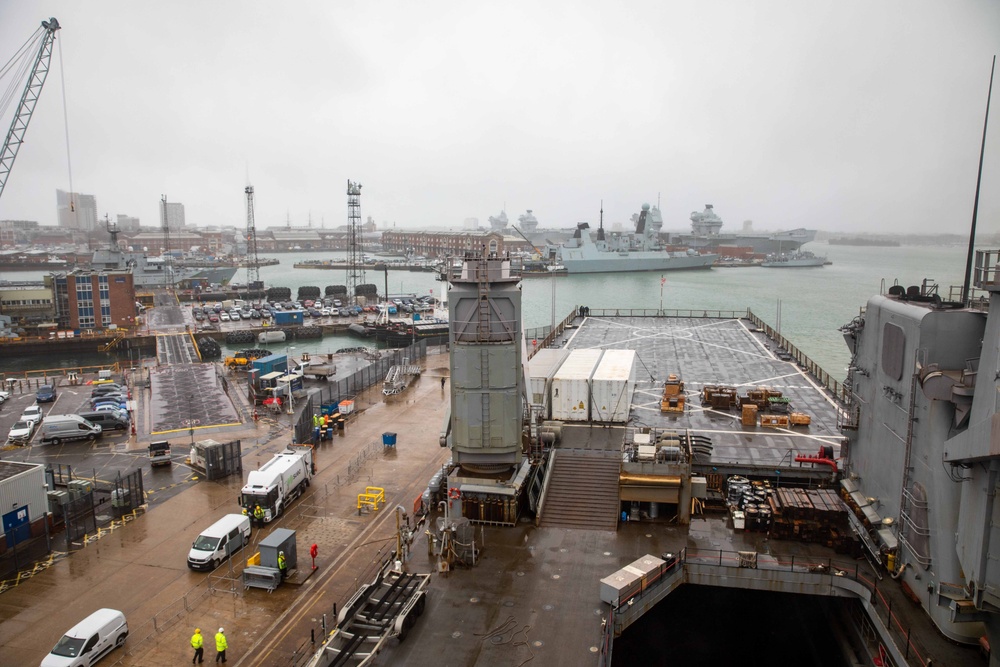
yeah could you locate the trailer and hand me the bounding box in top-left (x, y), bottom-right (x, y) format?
top-left (305, 560), bottom-right (431, 667)
top-left (239, 445), bottom-right (314, 522)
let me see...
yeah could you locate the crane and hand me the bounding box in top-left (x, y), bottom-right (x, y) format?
top-left (0, 17), bottom-right (61, 202)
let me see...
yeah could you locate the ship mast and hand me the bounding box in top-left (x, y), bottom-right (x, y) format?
top-left (962, 55), bottom-right (995, 305)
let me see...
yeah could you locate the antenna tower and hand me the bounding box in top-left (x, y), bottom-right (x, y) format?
top-left (160, 194), bottom-right (172, 290)
top-left (346, 180), bottom-right (365, 303)
top-left (245, 185), bottom-right (261, 290)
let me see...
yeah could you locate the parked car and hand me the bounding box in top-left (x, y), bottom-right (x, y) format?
top-left (7, 419), bottom-right (34, 442)
top-left (0, 390), bottom-right (10, 404)
top-left (93, 405), bottom-right (130, 420)
top-left (220, 312), bottom-right (231, 321)
top-left (208, 313), bottom-right (219, 323)
top-left (36, 384), bottom-right (58, 402)
top-left (41, 608), bottom-right (128, 667)
top-left (21, 404), bottom-right (43, 426)
top-left (78, 411), bottom-right (129, 431)
top-left (229, 311), bottom-right (241, 321)
top-left (91, 384), bottom-right (123, 397)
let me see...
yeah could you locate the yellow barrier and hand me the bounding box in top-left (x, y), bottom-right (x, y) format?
top-left (247, 552), bottom-right (261, 567)
top-left (357, 486), bottom-right (385, 514)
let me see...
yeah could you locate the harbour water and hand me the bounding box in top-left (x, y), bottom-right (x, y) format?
top-left (0, 242), bottom-right (974, 378)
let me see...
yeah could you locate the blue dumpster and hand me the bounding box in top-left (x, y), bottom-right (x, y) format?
top-left (382, 432), bottom-right (397, 447)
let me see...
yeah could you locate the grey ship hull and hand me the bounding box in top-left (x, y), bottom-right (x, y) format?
top-left (559, 250), bottom-right (715, 273)
top-left (672, 228), bottom-right (817, 254)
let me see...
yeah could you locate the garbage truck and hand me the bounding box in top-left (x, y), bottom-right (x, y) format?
top-left (239, 445), bottom-right (314, 523)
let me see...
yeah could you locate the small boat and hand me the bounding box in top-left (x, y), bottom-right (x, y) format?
top-left (760, 251), bottom-right (827, 268)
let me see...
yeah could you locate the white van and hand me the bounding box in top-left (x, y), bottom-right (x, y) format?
top-left (40, 608), bottom-right (128, 667)
top-left (39, 415), bottom-right (102, 445)
top-left (187, 513), bottom-right (251, 571)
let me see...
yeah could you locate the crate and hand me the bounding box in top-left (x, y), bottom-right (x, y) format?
top-left (741, 404), bottom-right (758, 427)
top-left (760, 415), bottom-right (790, 428)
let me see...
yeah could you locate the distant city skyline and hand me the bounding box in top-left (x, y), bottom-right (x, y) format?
top-left (0, 2), bottom-right (997, 237)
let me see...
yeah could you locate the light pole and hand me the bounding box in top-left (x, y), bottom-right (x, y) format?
top-left (286, 346), bottom-right (295, 415)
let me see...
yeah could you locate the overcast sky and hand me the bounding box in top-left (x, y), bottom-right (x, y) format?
top-left (0, 1), bottom-right (998, 235)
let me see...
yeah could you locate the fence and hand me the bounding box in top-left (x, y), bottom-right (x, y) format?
top-left (291, 341), bottom-right (428, 444)
top-left (599, 547), bottom-right (930, 667)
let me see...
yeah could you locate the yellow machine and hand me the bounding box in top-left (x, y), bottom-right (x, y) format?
top-left (224, 357), bottom-right (249, 369)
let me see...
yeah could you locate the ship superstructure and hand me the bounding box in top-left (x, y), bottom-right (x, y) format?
top-left (675, 204), bottom-right (817, 254)
top-left (91, 220), bottom-right (237, 289)
top-left (840, 261), bottom-right (1000, 649)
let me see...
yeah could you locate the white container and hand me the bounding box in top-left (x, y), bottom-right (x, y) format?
top-left (550, 348), bottom-right (603, 421)
top-left (258, 330), bottom-right (287, 344)
top-left (599, 553), bottom-right (666, 605)
top-left (526, 349), bottom-right (569, 411)
top-left (590, 349), bottom-right (637, 423)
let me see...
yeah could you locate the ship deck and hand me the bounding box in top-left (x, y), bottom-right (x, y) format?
top-left (558, 314), bottom-right (845, 474)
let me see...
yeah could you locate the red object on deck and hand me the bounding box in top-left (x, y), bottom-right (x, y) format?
top-left (310, 543), bottom-right (318, 570)
top-left (794, 447), bottom-right (839, 473)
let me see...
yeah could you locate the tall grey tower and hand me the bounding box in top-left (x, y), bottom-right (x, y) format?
top-left (446, 249), bottom-right (524, 473)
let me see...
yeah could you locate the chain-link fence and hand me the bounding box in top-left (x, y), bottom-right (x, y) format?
top-left (291, 341), bottom-right (427, 443)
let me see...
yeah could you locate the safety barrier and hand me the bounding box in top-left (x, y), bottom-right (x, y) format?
top-left (357, 486), bottom-right (385, 514)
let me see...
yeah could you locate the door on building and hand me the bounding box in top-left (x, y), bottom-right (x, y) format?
top-left (2, 506), bottom-right (31, 546)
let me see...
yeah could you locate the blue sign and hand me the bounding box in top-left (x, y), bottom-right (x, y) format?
top-left (3, 506), bottom-right (30, 546)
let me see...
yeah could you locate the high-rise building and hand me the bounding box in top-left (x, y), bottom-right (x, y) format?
top-left (115, 215), bottom-right (141, 233)
top-left (56, 190), bottom-right (98, 231)
top-left (160, 202), bottom-right (185, 231)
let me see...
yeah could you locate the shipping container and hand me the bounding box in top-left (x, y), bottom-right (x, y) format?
top-left (273, 310), bottom-right (304, 325)
top-left (550, 348), bottom-right (603, 421)
top-left (527, 348), bottom-right (570, 413)
top-left (590, 349), bottom-right (637, 423)
top-left (252, 353), bottom-right (288, 377)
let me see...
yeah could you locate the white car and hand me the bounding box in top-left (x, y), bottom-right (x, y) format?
top-left (230, 311), bottom-right (241, 321)
top-left (21, 404), bottom-right (43, 427)
top-left (0, 390), bottom-right (10, 403)
top-left (8, 420), bottom-right (33, 442)
top-left (219, 311), bottom-right (231, 321)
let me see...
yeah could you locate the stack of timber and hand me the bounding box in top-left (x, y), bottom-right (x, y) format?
top-left (768, 488), bottom-right (853, 551)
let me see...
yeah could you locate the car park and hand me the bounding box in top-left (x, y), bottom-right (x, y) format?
top-left (36, 384), bottom-right (58, 402)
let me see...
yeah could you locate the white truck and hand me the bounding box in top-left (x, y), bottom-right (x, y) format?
top-left (239, 445), bottom-right (314, 522)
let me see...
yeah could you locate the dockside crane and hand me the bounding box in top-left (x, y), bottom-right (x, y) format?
top-left (0, 17), bottom-right (61, 202)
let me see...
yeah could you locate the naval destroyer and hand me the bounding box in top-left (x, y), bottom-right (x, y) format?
top-left (548, 204), bottom-right (717, 274)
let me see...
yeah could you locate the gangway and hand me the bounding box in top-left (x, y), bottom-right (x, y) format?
top-left (305, 559), bottom-right (430, 667)
top-left (382, 365), bottom-right (420, 395)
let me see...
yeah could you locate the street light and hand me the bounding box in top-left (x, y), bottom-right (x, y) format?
top-left (286, 346), bottom-right (296, 416)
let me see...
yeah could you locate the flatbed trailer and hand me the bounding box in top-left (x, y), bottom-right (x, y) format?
top-left (306, 561), bottom-right (430, 667)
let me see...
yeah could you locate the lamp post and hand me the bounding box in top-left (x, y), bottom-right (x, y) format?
top-left (286, 346), bottom-right (296, 416)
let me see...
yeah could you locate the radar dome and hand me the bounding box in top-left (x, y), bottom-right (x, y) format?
top-left (641, 203), bottom-right (651, 211)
